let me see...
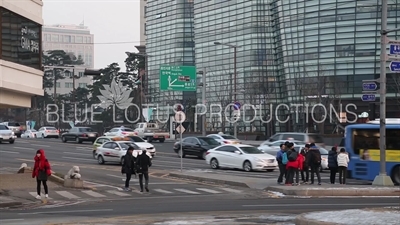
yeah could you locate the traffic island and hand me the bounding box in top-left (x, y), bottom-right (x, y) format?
top-left (266, 185), bottom-right (400, 197)
top-left (295, 207), bottom-right (400, 225)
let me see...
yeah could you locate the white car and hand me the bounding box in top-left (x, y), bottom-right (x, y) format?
top-left (21, 130), bottom-right (38, 138)
top-left (0, 123), bottom-right (16, 144)
top-left (95, 141), bottom-right (152, 165)
top-left (206, 134), bottom-right (241, 145)
top-left (258, 140), bottom-right (305, 155)
top-left (126, 136), bottom-right (156, 156)
top-left (104, 127), bottom-right (137, 136)
top-left (205, 144), bottom-right (278, 172)
top-left (37, 126), bottom-right (59, 138)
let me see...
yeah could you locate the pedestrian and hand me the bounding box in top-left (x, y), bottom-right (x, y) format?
top-left (32, 149), bottom-right (52, 199)
top-left (121, 146), bottom-right (136, 191)
top-left (136, 150), bottom-right (152, 192)
top-left (300, 144), bottom-right (310, 184)
top-left (328, 146), bottom-right (338, 184)
top-left (306, 143), bottom-right (322, 185)
top-left (286, 143), bottom-right (303, 186)
top-left (276, 143), bottom-right (287, 185)
top-left (337, 148), bottom-right (350, 185)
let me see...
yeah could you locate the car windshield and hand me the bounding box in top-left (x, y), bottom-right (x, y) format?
top-left (240, 146), bottom-right (264, 154)
top-left (46, 127), bottom-right (57, 130)
top-left (120, 142), bottom-right (138, 150)
top-left (0, 125), bottom-right (9, 130)
top-left (198, 137), bottom-right (220, 145)
top-left (122, 128), bottom-right (134, 132)
top-left (128, 136), bottom-right (145, 142)
top-left (79, 128), bottom-right (94, 132)
top-left (7, 122), bottom-right (20, 126)
top-left (221, 135), bottom-right (236, 140)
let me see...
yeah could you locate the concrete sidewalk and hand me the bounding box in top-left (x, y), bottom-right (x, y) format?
top-left (152, 169), bottom-right (400, 197)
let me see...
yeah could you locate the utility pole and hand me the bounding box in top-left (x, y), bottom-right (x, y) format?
top-left (201, 68), bottom-right (206, 136)
top-left (233, 46), bottom-right (237, 138)
top-left (72, 68), bottom-right (76, 125)
top-left (372, 0), bottom-right (399, 186)
top-left (53, 68), bottom-right (57, 127)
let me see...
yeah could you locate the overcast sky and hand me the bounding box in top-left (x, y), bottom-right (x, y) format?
top-left (43, 0), bottom-right (141, 70)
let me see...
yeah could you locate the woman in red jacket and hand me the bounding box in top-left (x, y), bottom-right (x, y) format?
top-left (32, 149), bottom-right (52, 199)
top-left (286, 147), bottom-right (304, 186)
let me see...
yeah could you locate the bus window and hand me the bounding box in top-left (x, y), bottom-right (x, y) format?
top-left (352, 129), bottom-right (400, 152)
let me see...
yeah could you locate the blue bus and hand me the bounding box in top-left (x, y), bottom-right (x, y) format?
top-left (344, 119), bottom-right (400, 184)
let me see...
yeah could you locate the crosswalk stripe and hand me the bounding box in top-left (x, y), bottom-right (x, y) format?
top-left (196, 188), bottom-right (222, 194)
top-left (174, 189), bottom-right (200, 194)
top-left (153, 189), bottom-right (174, 194)
top-left (55, 191), bottom-right (81, 199)
top-left (106, 190), bottom-right (131, 196)
top-left (218, 188), bottom-right (243, 193)
top-left (29, 192), bottom-right (52, 199)
top-left (81, 190), bottom-right (106, 198)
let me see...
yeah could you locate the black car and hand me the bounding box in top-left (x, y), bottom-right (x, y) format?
top-left (174, 136), bottom-right (221, 159)
top-left (61, 127), bottom-right (99, 143)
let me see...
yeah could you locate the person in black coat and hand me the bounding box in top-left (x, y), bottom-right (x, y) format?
top-left (300, 144), bottom-right (310, 184)
top-left (136, 150), bottom-right (152, 192)
top-left (306, 143), bottom-right (322, 185)
top-left (122, 147), bottom-right (136, 191)
top-left (328, 147), bottom-right (338, 184)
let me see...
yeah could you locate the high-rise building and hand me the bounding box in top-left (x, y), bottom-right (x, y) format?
top-left (42, 24), bottom-right (94, 95)
top-left (145, 0), bottom-right (195, 121)
top-left (0, 0), bottom-right (44, 108)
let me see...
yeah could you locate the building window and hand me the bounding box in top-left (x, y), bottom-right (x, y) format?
top-left (79, 83), bottom-right (86, 88)
top-left (65, 82), bottom-right (73, 88)
top-left (76, 36), bottom-right (83, 43)
top-left (0, 7), bottom-right (42, 70)
top-left (79, 72), bottom-right (84, 77)
top-left (56, 82), bottom-right (60, 88)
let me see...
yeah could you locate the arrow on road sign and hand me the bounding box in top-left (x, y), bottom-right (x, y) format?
top-left (361, 94), bottom-right (376, 102)
top-left (362, 82), bottom-right (377, 91)
top-left (389, 61), bottom-right (400, 72)
top-left (390, 45), bottom-right (400, 55)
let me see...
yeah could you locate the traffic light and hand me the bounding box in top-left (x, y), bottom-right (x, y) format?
top-left (84, 69), bottom-right (102, 76)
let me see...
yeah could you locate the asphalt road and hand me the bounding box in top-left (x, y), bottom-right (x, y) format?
top-left (0, 195), bottom-right (398, 221)
top-left (0, 138), bottom-right (368, 185)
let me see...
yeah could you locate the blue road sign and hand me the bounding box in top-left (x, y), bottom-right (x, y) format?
top-left (233, 102), bottom-right (241, 110)
top-left (361, 94), bottom-right (376, 102)
top-left (362, 82), bottom-right (377, 91)
top-left (389, 45), bottom-right (400, 55)
top-left (389, 61), bottom-right (400, 72)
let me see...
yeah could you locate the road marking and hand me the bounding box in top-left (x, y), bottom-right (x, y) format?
top-left (196, 188), bottom-right (222, 194)
top-left (81, 190), bottom-right (106, 198)
top-left (219, 188), bottom-right (243, 193)
top-left (63, 151), bottom-right (89, 156)
top-left (18, 209), bottom-right (113, 215)
top-left (242, 203), bottom-right (400, 207)
top-left (62, 156), bottom-right (93, 161)
top-left (106, 174), bottom-right (124, 179)
top-left (31, 144), bottom-right (50, 147)
top-left (107, 190), bottom-right (131, 196)
top-left (55, 191), bottom-right (80, 199)
top-left (174, 189), bottom-right (200, 194)
top-left (29, 192), bottom-right (52, 199)
top-left (0, 150), bottom-right (19, 154)
top-left (0, 219), bottom-right (25, 222)
top-left (153, 189), bottom-right (174, 194)
top-left (155, 159), bottom-right (204, 166)
top-left (13, 147), bottom-right (33, 150)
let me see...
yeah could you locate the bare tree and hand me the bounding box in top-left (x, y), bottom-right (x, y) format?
top-left (389, 74), bottom-right (400, 109)
top-left (206, 79), bottom-right (232, 132)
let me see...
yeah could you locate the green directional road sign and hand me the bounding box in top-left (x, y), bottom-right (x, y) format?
top-left (160, 65), bottom-right (197, 91)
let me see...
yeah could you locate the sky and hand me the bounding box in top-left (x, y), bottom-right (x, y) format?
top-left (43, 0), bottom-right (142, 70)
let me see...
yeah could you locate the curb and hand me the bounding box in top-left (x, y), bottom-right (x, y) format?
top-left (0, 201), bottom-right (23, 208)
top-left (295, 214), bottom-right (339, 225)
top-left (167, 172), bottom-right (250, 188)
top-left (266, 186), bottom-right (400, 197)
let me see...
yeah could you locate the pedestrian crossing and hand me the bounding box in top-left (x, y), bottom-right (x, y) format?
top-left (27, 187), bottom-right (244, 201)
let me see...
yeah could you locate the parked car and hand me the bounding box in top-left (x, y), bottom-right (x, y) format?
top-left (104, 126), bottom-right (137, 137)
top-left (173, 136), bottom-right (221, 159)
top-left (94, 141), bottom-right (151, 165)
top-left (205, 144), bottom-right (277, 172)
top-left (37, 126), bottom-right (59, 138)
top-left (126, 135), bottom-right (156, 156)
top-left (0, 123), bottom-right (16, 144)
top-left (206, 134), bottom-right (241, 145)
top-left (61, 127), bottom-right (99, 143)
top-left (21, 130), bottom-right (38, 138)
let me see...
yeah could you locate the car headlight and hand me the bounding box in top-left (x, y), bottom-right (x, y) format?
top-left (11, 132), bottom-right (14, 135)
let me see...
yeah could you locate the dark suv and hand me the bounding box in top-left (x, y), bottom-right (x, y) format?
top-left (61, 127), bottom-right (99, 143)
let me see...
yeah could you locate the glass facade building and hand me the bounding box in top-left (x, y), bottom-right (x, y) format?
top-left (146, 0), bottom-right (195, 122)
top-left (145, 0), bottom-right (400, 134)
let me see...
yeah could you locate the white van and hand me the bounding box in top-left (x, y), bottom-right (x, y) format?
top-left (264, 132), bottom-right (325, 146)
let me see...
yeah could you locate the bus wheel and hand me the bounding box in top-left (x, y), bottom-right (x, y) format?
top-left (391, 166), bottom-right (400, 185)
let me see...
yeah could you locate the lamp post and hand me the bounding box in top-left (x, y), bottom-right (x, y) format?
top-left (214, 41), bottom-right (240, 138)
top-left (197, 70), bottom-right (207, 136)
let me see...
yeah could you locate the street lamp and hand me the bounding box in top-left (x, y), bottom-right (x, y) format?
top-left (214, 41), bottom-right (240, 138)
top-left (197, 70), bottom-right (207, 136)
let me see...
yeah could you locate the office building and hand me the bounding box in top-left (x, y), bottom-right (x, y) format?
top-left (42, 24), bottom-right (94, 95)
top-left (0, 0), bottom-right (44, 108)
top-left (145, 0), bottom-right (195, 121)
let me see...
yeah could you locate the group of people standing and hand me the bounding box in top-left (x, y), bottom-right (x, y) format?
top-left (276, 141), bottom-right (350, 186)
top-left (276, 142), bottom-right (323, 186)
top-left (121, 147), bottom-right (152, 192)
